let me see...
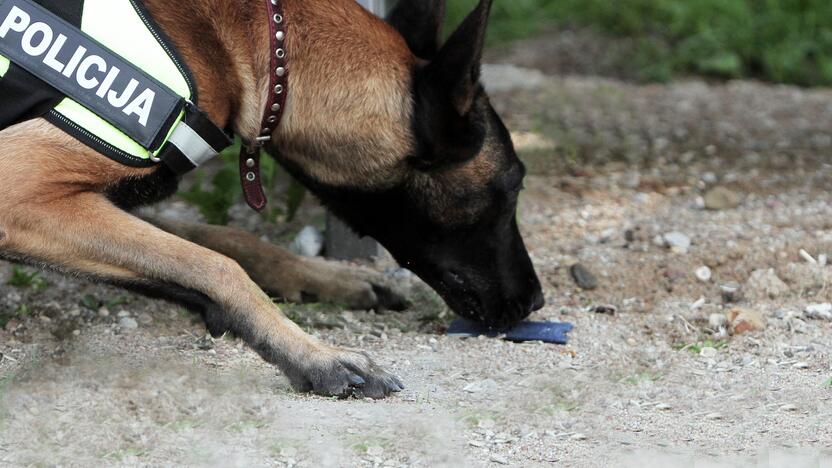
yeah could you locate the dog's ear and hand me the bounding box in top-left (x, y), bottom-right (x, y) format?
top-left (387, 0), bottom-right (445, 59)
top-left (422, 0), bottom-right (492, 116)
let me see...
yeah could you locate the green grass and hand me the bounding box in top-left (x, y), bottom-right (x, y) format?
top-left (676, 339), bottom-right (728, 354)
top-left (447, 0), bottom-right (832, 87)
top-left (179, 141), bottom-right (306, 226)
top-left (7, 266), bottom-right (47, 292)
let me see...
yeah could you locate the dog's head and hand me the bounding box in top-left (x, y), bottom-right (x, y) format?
top-left (276, 0), bottom-right (543, 329)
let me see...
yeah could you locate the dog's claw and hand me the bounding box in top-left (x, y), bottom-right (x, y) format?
top-left (285, 347), bottom-right (403, 399)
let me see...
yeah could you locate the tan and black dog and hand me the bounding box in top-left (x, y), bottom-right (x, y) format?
top-left (0, 0), bottom-right (543, 398)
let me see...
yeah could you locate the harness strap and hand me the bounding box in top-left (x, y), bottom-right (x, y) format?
top-left (159, 102), bottom-right (232, 175)
top-left (240, 0), bottom-right (289, 212)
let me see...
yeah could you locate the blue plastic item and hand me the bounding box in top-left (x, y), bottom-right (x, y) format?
top-left (446, 319), bottom-right (574, 344)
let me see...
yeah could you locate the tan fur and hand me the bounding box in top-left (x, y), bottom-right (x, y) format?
top-left (0, 0), bottom-right (410, 397)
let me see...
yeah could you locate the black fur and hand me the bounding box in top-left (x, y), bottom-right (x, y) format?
top-left (105, 165), bottom-right (180, 210)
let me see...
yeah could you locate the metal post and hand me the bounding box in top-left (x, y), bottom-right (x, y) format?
top-left (325, 0), bottom-right (387, 261)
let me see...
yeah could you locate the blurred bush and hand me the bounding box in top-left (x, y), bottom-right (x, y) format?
top-left (447, 0), bottom-right (832, 86)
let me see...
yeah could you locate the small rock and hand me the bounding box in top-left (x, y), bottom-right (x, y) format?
top-left (118, 317), bottom-right (138, 330)
top-left (662, 232), bottom-right (691, 254)
top-left (804, 303), bottom-right (832, 321)
top-left (4, 318), bottom-right (20, 332)
top-left (570, 263), bottom-right (598, 290)
top-left (780, 404), bottom-right (798, 412)
top-left (490, 454), bottom-right (509, 465)
top-left (366, 445), bottom-right (384, 457)
top-left (820, 254), bottom-right (828, 267)
top-left (695, 266), bottom-right (712, 282)
top-left (97, 307), bottom-right (110, 318)
top-left (116, 310), bottom-right (131, 318)
top-left (137, 313), bottom-right (153, 325)
top-left (570, 433), bottom-right (587, 441)
top-left (703, 187), bottom-right (742, 210)
top-left (463, 379), bottom-right (498, 393)
top-left (289, 225), bottom-right (324, 257)
top-left (704, 412), bottom-right (724, 421)
top-left (700, 347), bottom-right (718, 359)
top-left (720, 282), bottom-right (743, 303)
top-left (591, 305), bottom-right (617, 315)
top-left (727, 308), bottom-right (766, 335)
top-left (655, 403), bottom-right (672, 411)
top-left (279, 447), bottom-right (298, 458)
top-left (195, 334), bottom-right (215, 350)
top-left (792, 362), bottom-right (810, 369)
top-left (708, 313), bottom-right (728, 329)
top-left (746, 268), bottom-right (789, 299)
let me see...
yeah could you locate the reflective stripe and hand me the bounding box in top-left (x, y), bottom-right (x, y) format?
top-left (0, 54), bottom-right (8, 77)
top-left (168, 121), bottom-right (218, 167)
top-left (49, 0), bottom-right (192, 159)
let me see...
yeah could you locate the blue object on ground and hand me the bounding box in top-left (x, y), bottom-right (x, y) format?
top-left (446, 319), bottom-right (574, 344)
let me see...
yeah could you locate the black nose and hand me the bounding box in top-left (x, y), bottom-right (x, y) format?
top-left (529, 288), bottom-right (545, 312)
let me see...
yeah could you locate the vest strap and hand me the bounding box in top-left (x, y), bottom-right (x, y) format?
top-left (158, 102), bottom-right (232, 175)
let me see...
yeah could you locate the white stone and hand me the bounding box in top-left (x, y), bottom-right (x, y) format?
top-left (695, 266), bottom-right (712, 282)
top-left (700, 347), bottom-right (718, 359)
top-left (805, 303), bottom-right (832, 321)
top-left (663, 232), bottom-right (691, 253)
top-left (708, 313), bottom-right (728, 329)
top-left (289, 225), bottom-right (324, 257)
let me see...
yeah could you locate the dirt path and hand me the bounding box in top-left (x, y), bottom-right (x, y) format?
top-left (3, 61), bottom-right (832, 466)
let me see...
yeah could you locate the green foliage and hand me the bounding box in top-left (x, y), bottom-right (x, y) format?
top-left (179, 141), bottom-right (307, 226)
top-left (180, 149), bottom-right (242, 225)
top-left (446, 0), bottom-right (832, 86)
top-left (676, 339), bottom-right (728, 354)
top-left (7, 266), bottom-right (47, 292)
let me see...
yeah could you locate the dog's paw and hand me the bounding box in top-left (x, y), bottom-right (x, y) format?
top-left (284, 347), bottom-right (404, 399)
top-left (268, 258), bottom-right (411, 312)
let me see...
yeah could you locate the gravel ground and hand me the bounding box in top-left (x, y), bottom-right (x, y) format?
top-left (3, 48), bottom-right (832, 467)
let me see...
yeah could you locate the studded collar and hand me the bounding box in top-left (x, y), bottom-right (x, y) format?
top-left (240, 0), bottom-right (288, 211)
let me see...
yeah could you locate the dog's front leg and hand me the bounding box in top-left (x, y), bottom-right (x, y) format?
top-left (1, 194), bottom-right (403, 398)
top-left (143, 217), bottom-right (410, 311)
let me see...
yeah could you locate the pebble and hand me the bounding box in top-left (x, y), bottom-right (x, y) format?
top-left (662, 232), bottom-right (691, 253)
top-left (792, 362), bottom-right (810, 369)
top-left (490, 454), bottom-right (509, 465)
top-left (804, 303), bottom-right (832, 321)
top-left (695, 266), bottom-right (712, 282)
top-left (366, 446), bottom-right (384, 457)
top-left (655, 403), bottom-right (672, 411)
top-left (700, 347), bottom-right (718, 359)
top-left (745, 268), bottom-right (789, 299)
top-left (463, 379), bottom-right (498, 393)
top-left (704, 412), bottom-right (724, 421)
top-left (780, 404), bottom-right (798, 412)
top-left (720, 282), bottom-right (743, 303)
top-left (117, 310), bottom-right (131, 318)
top-left (703, 187), bottom-right (742, 210)
top-left (570, 433), bottom-right (588, 441)
top-left (708, 313), bottom-right (728, 329)
top-left (289, 225), bottom-right (324, 257)
top-left (727, 308), bottom-right (767, 334)
top-left (570, 263), bottom-right (598, 290)
top-left (137, 313), bottom-right (153, 325)
top-left (118, 317), bottom-right (138, 330)
top-left (97, 307), bottom-right (110, 318)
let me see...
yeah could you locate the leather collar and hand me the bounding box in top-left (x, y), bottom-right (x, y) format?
top-left (240, 0), bottom-right (289, 211)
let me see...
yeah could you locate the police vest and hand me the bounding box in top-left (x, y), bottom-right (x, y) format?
top-left (0, 0), bottom-right (230, 174)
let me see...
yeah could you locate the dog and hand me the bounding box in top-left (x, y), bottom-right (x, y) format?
top-left (0, 0), bottom-right (544, 399)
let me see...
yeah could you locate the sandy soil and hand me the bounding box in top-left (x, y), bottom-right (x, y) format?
top-left (3, 51), bottom-right (832, 467)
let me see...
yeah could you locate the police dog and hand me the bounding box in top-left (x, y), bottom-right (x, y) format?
top-left (0, 0), bottom-right (543, 398)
